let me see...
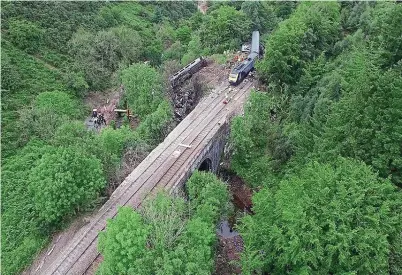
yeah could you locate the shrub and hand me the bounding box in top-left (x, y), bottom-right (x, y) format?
top-left (29, 146), bottom-right (106, 225)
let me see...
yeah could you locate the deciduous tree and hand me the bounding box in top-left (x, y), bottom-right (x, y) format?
top-left (29, 147), bottom-right (106, 225)
top-left (120, 63), bottom-right (164, 120)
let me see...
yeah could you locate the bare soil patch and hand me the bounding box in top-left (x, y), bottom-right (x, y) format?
top-left (84, 87), bottom-right (123, 126)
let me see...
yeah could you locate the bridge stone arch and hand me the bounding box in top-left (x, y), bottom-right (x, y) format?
top-left (198, 158), bottom-right (212, 171)
top-left (171, 121), bottom-right (229, 194)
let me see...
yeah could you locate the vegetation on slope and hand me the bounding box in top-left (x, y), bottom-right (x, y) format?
top-left (2, 1), bottom-right (401, 274)
top-left (98, 172), bottom-right (230, 275)
top-left (231, 2), bottom-right (402, 273)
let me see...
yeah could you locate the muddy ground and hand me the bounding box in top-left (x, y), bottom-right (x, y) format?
top-left (215, 173), bottom-right (253, 275)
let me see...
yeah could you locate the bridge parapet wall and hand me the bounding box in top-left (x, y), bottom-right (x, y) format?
top-left (171, 121), bottom-right (229, 194)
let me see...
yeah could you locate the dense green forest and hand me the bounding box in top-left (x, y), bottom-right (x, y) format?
top-left (230, 1), bottom-right (402, 274)
top-left (1, 1), bottom-right (401, 275)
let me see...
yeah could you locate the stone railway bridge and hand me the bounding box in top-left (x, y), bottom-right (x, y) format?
top-left (40, 80), bottom-right (254, 275)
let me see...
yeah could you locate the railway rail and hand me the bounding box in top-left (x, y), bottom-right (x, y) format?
top-left (41, 80), bottom-right (254, 275)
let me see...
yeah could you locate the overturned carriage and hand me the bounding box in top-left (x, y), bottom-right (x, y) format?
top-left (169, 57), bottom-right (206, 88)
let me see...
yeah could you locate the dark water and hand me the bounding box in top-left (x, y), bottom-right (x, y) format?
top-left (217, 220), bottom-right (239, 238)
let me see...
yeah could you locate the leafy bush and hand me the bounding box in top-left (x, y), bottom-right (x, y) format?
top-left (1, 50), bottom-right (21, 91)
top-left (1, 140), bottom-right (55, 275)
top-left (257, 2), bottom-right (341, 91)
top-left (1, 43), bottom-right (66, 157)
top-left (186, 171), bottom-right (230, 223)
top-left (29, 146), bottom-right (106, 225)
top-left (19, 91), bottom-right (82, 142)
top-left (120, 63), bottom-right (164, 120)
top-left (34, 91), bottom-right (82, 117)
top-left (230, 91), bottom-right (292, 187)
top-left (8, 19), bottom-right (43, 53)
top-left (200, 6), bottom-right (252, 53)
top-left (369, 2), bottom-right (402, 68)
top-left (94, 125), bottom-right (138, 177)
top-left (181, 34), bottom-right (203, 65)
top-left (98, 172), bottom-right (230, 274)
top-left (136, 100), bottom-right (173, 143)
top-left (98, 207), bottom-right (150, 275)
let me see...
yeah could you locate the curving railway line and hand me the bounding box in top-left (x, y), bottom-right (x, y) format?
top-left (40, 80), bottom-right (254, 275)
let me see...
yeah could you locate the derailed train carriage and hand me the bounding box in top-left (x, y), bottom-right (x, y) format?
top-left (169, 57), bottom-right (207, 88)
top-left (228, 31), bottom-right (260, 85)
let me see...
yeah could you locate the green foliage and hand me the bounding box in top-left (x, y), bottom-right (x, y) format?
top-left (19, 91), bottom-right (82, 142)
top-left (286, 44), bottom-right (402, 186)
top-left (209, 53), bottom-right (228, 65)
top-left (181, 34), bottom-right (203, 65)
top-left (68, 29), bottom-right (120, 90)
top-left (173, 217), bottom-right (217, 275)
top-left (1, 43), bottom-right (66, 158)
top-left (163, 41), bottom-right (186, 62)
top-left (34, 91), bottom-right (82, 116)
top-left (230, 91), bottom-right (292, 187)
top-left (257, 2), bottom-right (341, 91)
top-left (241, 1), bottom-right (278, 33)
top-left (200, 6), bottom-right (252, 53)
top-left (7, 19), bottom-right (43, 53)
top-left (94, 126), bottom-right (138, 176)
top-left (98, 172), bottom-right (230, 275)
top-left (141, 193), bottom-right (188, 255)
top-left (176, 25), bottom-right (192, 45)
top-left (150, 1), bottom-right (197, 24)
top-left (186, 171), bottom-right (230, 223)
top-left (369, 2), bottom-right (402, 68)
top-left (68, 25), bottom-right (144, 90)
top-left (51, 121), bottom-right (95, 149)
top-left (63, 70), bottom-right (89, 96)
top-left (120, 63), bottom-right (164, 119)
top-left (1, 50), bottom-right (21, 91)
top-left (239, 158), bottom-right (402, 274)
top-left (1, 140), bottom-right (54, 275)
top-left (98, 207), bottom-right (150, 275)
top-left (390, 232), bottom-right (402, 275)
top-left (136, 100), bottom-right (173, 143)
top-left (340, 1), bottom-right (373, 33)
top-left (29, 146), bottom-right (106, 225)
top-left (111, 25), bottom-right (144, 65)
top-left (317, 62), bottom-right (402, 186)
top-left (272, 1), bottom-right (298, 20)
top-left (1, 1), bottom-right (104, 53)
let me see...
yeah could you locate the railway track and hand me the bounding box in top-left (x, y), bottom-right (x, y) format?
top-left (41, 80), bottom-right (253, 275)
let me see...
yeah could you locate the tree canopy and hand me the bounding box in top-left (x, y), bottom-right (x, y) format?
top-left (200, 6), bottom-right (252, 53)
top-left (239, 158), bottom-right (402, 274)
top-left (98, 171), bottom-right (230, 275)
top-left (29, 146), bottom-right (106, 225)
top-left (121, 63), bottom-right (164, 120)
top-left (3, 2), bottom-right (402, 274)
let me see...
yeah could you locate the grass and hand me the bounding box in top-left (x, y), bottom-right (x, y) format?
top-left (1, 42), bottom-right (67, 158)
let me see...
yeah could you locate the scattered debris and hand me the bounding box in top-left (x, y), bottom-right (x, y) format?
top-left (178, 143), bottom-right (192, 148)
top-left (172, 75), bottom-right (204, 122)
top-left (47, 245), bottom-right (56, 256)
